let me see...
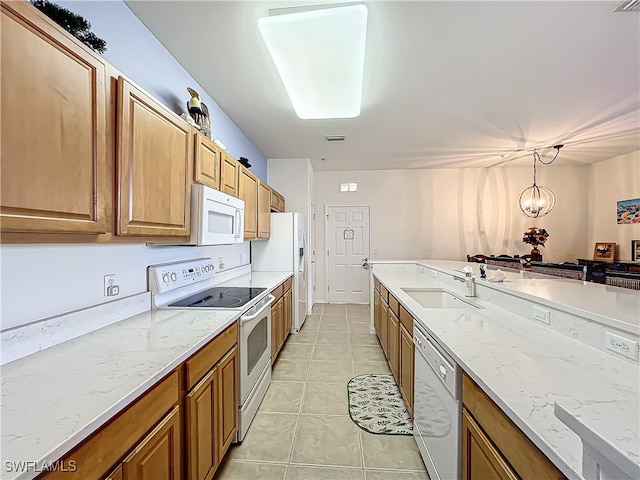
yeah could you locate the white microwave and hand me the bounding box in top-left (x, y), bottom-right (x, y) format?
top-left (186, 184), bottom-right (244, 245)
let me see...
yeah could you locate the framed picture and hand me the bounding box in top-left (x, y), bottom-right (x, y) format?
top-left (593, 242), bottom-right (616, 261)
top-left (617, 198), bottom-right (640, 224)
top-left (632, 240), bottom-right (640, 262)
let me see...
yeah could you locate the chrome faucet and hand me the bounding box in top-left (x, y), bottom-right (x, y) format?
top-left (454, 271), bottom-right (476, 297)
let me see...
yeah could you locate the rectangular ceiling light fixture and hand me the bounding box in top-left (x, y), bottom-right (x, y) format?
top-left (258, 4), bottom-right (368, 120)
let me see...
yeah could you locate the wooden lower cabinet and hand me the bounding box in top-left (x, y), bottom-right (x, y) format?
top-left (388, 310), bottom-right (400, 382)
top-left (462, 374), bottom-right (565, 480)
top-left (271, 279), bottom-right (293, 363)
top-left (186, 346), bottom-right (238, 480)
top-left (373, 290), bottom-right (381, 339)
top-left (121, 405), bottom-right (181, 480)
top-left (399, 323), bottom-right (414, 417)
top-left (462, 408), bottom-right (517, 480)
top-left (380, 301), bottom-right (389, 359)
top-left (284, 287), bottom-right (293, 334)
top-left (271, 297), bottom-right (282, 364)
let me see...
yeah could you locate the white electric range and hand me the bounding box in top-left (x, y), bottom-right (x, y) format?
top-left (148, 258), bottom-right (274, 442)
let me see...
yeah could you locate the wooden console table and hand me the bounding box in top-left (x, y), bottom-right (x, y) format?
top-left (577, 259), bottom-right (640, 284)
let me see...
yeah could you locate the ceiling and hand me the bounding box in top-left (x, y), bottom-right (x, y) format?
top-left (125, 1), bottom-right (640, 172)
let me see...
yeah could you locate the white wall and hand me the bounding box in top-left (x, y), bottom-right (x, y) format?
top-left (587, 150), bottom-right (640, 261)
top-left (314, 165), bottom-right (588, 302)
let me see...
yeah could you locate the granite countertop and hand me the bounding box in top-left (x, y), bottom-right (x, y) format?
top-left (372, 261), bottom-right (639, 480)
top-left (1, 270), bottom-right (292, 480)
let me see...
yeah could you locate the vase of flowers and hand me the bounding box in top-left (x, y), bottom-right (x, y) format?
top-left (522, 227), bottom-right (549, 261)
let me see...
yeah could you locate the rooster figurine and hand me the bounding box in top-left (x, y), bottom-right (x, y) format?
top-left (187, 87), bottom-right (211, 138)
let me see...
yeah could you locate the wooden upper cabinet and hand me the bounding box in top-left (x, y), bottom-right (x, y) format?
top-left (116, 77), bottom-right (192, 237)
top-left (194, 133), bottom-right (221, 190)
top-left (219, 152), bottom-right (239, 197)
top-left (257, 181), bottom-right (271, 239)
top-left (270, 188), bottom-right (285, 213)
top-left (1, 1), bottom-right (107, 234)
top-left (238, 167), bottom-right (258, 240)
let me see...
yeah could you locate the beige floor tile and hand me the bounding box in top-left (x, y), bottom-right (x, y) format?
top-left (291, 415), bottom-right (362, 467)
top-left (228, 412), bottom-right (298, 462)
top-left (349, 322), bottom-right (375, 333)
top-left (278, 342), bottom-right (313, 360)
top-left (349, 333), bottom-right (380, 346)
top-left (323, 304), bottom-right (347, 314)
top-left (360, 431), bottom-right (427, 471)
top-left (347, 303), bottom-right (370, 314)
top-left (348, 313), bottom-right (371, 323)
top-left (316, 331), bottom-right (350, 344)
top-left (322, 312), bottom-right (349, 322)
top-left (313, 344), bottom-right (352, 361)
top-left (308, 360), bottom-right (354, 383)
top-left (217, 460), bottom-right (287, 480)
top-left (352, 362), bottom-right (392, 376)
top-left (318, 320), bottom-right (349, 332)
top-left (364, 470), bottom-right (429, 480)
top-left (311, 303), bottom-right (324, 314)
top-left (272, 358), bottom-right (310, 381)
top-left (259, 381), bottom-right (305, 413)
top-left (301, 382), bottom-right (349, 415)
top-left (287, 465), bottom-right (364, 479)
top-left (352, 345), bottom-right (387, 362)
top-left (288, 329), bottom-right (317, 344)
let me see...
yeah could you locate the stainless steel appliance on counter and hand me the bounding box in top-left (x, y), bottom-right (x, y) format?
top-left (148, 258), bottom-right (273, 441)
top-left (413, 320), bottom-right (461, 480)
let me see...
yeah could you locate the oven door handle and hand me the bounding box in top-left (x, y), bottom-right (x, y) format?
top-left (240, 295), bottom-right (275, 323)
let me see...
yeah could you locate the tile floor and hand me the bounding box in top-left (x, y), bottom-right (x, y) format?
top-left (218, 303), bottom-right (429, 480)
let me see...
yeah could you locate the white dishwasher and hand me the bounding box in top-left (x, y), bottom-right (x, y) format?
top-left (413, 321), bottom-right (461, 480)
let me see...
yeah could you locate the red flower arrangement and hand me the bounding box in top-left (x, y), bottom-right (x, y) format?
top-left (522, 227), bottom-right (549, 248)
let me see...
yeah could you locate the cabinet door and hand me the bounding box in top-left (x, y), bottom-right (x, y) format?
top-left (105, 466), bottom-right (123, 480)
top-left (462, 409), bottom-right (518, 480)
top-left (380, 301), bottom-right (389, 359)
top-left (186, 367), bottom-right (218, 480)
top-left (373, 290), bottom-right (381, 340)
top-left (219, 152), bottom-right (239, 197)
top-left (276, 295), bottom-right (286, 351)
top-left (388, 310), bottom-right (400, 382)
top-left (1, 1), bottom-right (107, 234)
top-left (271, 303), bottom-right (278, 365)
top-left (399, 324), bottom-right (414, 417)
top-left (194, 133), bottom-right (221, 190)
top-left (238, 167), bottom-right (258, 240)
top-left (116, 77), bottom-right (192, 237)
top-left (257, 181), bottom-right (271, 239)
top-left (122, 405), bottom-right (181, 480)
top-left (284, 288), bottom-right (293, 336)
top-left (217, 346), bottom-right (238, 461)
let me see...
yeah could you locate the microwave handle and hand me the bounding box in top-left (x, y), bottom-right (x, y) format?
top-left (235, 208), bottom-right (242, 239)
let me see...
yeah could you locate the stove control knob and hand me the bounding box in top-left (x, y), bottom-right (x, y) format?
top-left (170, 272), bottom-right (177, 282)
top-left (162, 273), bottom-right (170, 283)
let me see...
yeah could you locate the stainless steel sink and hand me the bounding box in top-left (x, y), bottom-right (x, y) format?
top-left (401, 288), bottom-right (483, 309)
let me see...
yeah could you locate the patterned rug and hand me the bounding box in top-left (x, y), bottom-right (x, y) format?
top-left (347, 374), bottom-right (413, 435)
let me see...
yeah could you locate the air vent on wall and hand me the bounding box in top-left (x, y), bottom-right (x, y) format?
top-left (325, 135), bottom-right (346, 142)
top-left (614, 0), bottom-right (640, 12)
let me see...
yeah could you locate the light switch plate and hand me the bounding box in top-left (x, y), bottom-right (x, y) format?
top-left (532, 305), bottom-right (551, 325)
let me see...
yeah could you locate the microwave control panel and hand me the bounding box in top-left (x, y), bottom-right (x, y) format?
top-left (148, 258), bottom-right (215, 294)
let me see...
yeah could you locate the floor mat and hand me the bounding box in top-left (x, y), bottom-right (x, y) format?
top-left (347, 374), bottom-right (413, 435)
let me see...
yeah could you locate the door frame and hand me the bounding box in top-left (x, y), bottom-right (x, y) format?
top-left (324, 204), bottom-right (372, 303)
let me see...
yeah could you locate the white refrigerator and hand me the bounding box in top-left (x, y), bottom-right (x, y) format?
top-left (251, 212), bottom-right (307, 332)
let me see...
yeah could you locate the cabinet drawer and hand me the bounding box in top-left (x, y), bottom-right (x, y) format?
top-left (283, 276), bottom-right (292, 292)
top-left (462, 374), bottom-right (565, 480)
top-left (388, 294), bottom-right (400, 317)
top-left (374, 278), bottom-right (381, 293)
top-left (380, 285), bottom-right (389, 304)
top-left (41, 371), bottom-right (179, 480)
top-left (399, 305), bottom-right (413, 334)
top-left (186, 322), bottom-right (237, 390)
top-left (272, 283), bottom-right (284, 302)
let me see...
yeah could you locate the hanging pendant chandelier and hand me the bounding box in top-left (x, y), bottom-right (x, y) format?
top-left (517, 145), bottom-right (562, 218)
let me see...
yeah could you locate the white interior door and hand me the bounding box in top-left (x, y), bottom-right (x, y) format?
top-left (326, 206), bottom-right (370, 303)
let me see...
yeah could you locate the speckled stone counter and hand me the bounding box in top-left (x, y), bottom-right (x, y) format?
top-left (371, 261), bottom-right (639, 480)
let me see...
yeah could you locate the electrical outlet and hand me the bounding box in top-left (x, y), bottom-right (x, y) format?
top-left (103, 274), bottom-right (119, 297)
top-left (605, 332), bottom-right (639, 361)
top-left (218, 257), bottom-right (225, 270)
top-left (532, 305), bottom-right (551, 325)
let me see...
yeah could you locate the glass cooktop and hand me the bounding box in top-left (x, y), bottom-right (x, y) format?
top-left (169, 287), bottom-right (267, 309)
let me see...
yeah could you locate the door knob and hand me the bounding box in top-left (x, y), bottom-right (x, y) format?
top-left (362, 257), bottom-right (370, 270)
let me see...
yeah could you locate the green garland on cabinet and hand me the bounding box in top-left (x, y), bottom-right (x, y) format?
top-left (30, 0), bottom-right (107, 53)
